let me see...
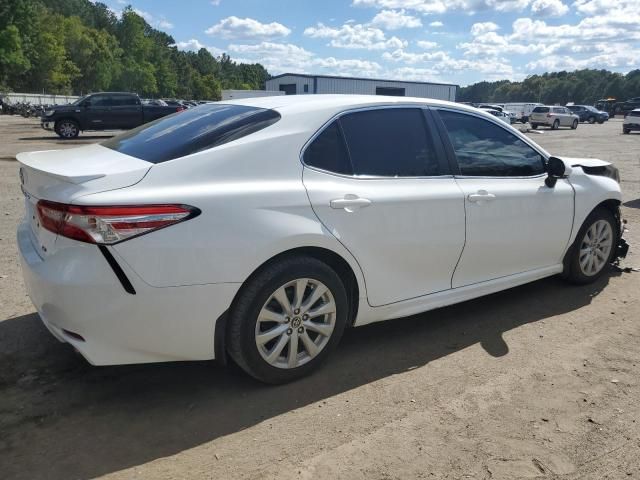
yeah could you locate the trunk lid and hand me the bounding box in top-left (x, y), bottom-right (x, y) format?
top-left (17, 143), bottom-right (152, 202)
top-left (17, 143), bottom-right (152, 260)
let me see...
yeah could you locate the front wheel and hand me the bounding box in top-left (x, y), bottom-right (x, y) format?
top-left (55, 119), bottom-right (80, 139)
top-left (531, 124), bottom-right (538, 130)
top-left (587, 116), bottom-right (595, 124)
top-left (571, 119), bottom-right (578, 129)
top-left (227, 256), bottom-right (349, 384)
top-left (623, 128), bottom-right (630, 134)
top-left (562, 208), bottom-right (617, 284)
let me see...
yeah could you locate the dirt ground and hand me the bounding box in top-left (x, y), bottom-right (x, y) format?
top-left (0, 115), bottom-right (639, 480)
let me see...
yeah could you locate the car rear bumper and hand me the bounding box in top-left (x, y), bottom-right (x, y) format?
top-left (17, 221), bottom-right (240, 365)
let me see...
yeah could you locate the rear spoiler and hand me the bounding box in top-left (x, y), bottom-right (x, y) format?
top-left (17, 151), bottom-right (106, 185)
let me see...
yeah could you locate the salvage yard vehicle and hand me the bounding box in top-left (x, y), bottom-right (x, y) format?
top-left (567, 105), bottom-right (609, 124)
top-left (480, 107), bottom-right (513, 124)
top-left (623, 109), bottom-right (640, 134)
top-left (530, 106), bottom-right (579, 130)
top-left (17, 95), bottom-right (628, 383)
top-left (42, 92), bottom-right (184, 139)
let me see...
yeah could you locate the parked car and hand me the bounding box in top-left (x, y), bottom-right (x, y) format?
top-left (623, 108), bottom-right (640, 134)
top-left (17, 95), bottom-right (627, 383)
top-left (42, 92), bottom-right (184, 139)
top-left (502, 103), bottom-right (543, 123)
top-left (566, 105), bottom-right (609, 124)
top-left (480, 107), bottom-right (512, 124)
top-left (530, 106), bottom-right (579, 130)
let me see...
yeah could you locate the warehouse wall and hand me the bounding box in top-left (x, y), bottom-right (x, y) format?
top-left (266, 75), bottom-right (457, 101)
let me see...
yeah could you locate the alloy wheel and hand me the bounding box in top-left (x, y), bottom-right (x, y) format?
top-left (579, 219), bottom-right (613, 276)
top-left (255, 278), bottom-right (336, 369)
top-left (59, 122), bottom-right (77, 138)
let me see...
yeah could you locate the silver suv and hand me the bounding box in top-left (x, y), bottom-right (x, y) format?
top-left (530, 106), bottom-right (579, 130)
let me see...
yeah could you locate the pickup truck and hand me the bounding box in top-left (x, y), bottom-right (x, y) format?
top-left (41, 92), bottom-right (184, 139)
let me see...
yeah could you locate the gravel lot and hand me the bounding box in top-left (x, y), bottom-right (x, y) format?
top-left (0, 115), bottom-right (639, 480)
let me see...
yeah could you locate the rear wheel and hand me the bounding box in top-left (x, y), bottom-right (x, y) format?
top-left (55, 119), bottom-right (80, 139)
top-left (531, 124), bottom-right (538, 130)
top-left (551, 119), bottom-right (560, 130)
top-left (623, 128), bottom-right (630, 134)
top-left (563, 208), bottom-right (616, 284)
top-left (571, 119), bottom-right (578, 129)
top-left (227, 256), bottom-right (348, 384)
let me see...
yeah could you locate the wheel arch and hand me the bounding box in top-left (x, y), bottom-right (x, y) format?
top-left (214, 246), bottom-right (363, 364)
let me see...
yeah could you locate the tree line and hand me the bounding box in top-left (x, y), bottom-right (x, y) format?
top-left (0, 0), bottom-right (270, 100)
top-left (458, 69), bottom-right (640, 105)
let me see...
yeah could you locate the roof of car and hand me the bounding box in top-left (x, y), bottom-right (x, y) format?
top-left (218, 94), bottom-right (471, 114)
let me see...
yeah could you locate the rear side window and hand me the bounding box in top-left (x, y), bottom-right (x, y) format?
top-left (532, 106), bottom-right (549, 113)
top-left (102, 104), bottom-right (281, 163)
top-left (438, 110), bottom-right (545, 177)
top-left (339, 108), bottom-right (440, 177)
top-left (303, 121), bottom-right (352, 175)
top-left (630, 111), bottom-right (640, 117)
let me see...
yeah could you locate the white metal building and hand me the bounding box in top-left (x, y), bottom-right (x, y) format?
top-left (265, 73), bottom-right (457, 101)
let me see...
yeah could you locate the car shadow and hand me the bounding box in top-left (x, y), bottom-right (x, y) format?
top-left (624, 199), bottom-right (640, 209)
top-left (0, 273), bottom-right (619, 480)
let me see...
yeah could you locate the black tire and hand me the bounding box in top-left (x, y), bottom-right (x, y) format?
top-left (55, 119), bottom-right (80, 139)
top-left (551, 119), bottom-right (560, 130)
top-left (597, 120), bottom-right (604, 124)
top-left (227, 255), bottom-right (349, 384)
top-left (531, 124), bottom-right (538, 130)
top-left (562, 207), bottom-right (617, 284)
top-left (623, 128), bottom-right (630, 134)
top-left (571, 119), bottom-right (578, 129)
top-left (587, 116), bottom-right (595, 124)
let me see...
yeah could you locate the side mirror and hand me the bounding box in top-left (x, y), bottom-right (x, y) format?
top-left (545, 156), bottom-right (566, 188)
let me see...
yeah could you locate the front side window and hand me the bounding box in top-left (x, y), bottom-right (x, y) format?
top-left (438, 110), bottom-right (545, 177)
top-left (89, 95), bottom-right (111, 107)
top-left (102, 104), bottom-right (281, 163)
top-left (339, 108), bottom-right (440, 177)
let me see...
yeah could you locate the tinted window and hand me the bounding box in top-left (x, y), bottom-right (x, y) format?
top-left (438, 110), bottom-right (545, 177)
top-left (89, 95), bottom-right (111, 107)
top-left (553, 107), bottom-right (565, 114)
top-left (630, 111), bottom-right (640, 117)
top-left (112, 95), bottom-right (139, 106)
top-left (102, 104), bottom-right (281, 163)
top-left (303, 121), bottom-right (352, 174)
top-left (532, 106), bottom-right (549, 113)
top-left (339, 108), bottom-right (440, 177)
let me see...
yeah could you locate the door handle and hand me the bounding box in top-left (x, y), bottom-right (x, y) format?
top-left (330, 195), bottom-right (372, 212)
top-left (467, 190), bottom-right (496, 203)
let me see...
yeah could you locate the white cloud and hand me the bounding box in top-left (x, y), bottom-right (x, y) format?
top-left (429, 21), bottom-right (444, 27)
top-left (531, 0), bottom-right (569, 17)
top-left (227, 41), bottom-right (383, 77)
top-left (470, 21), bottom-right (499, 35)
top-left (174, 39), bottom-right (223, 56)
top-left (417, 40), bottom-right (438, 49)
top-left (304, 22), bottom-right (407, 50)
top-left (371, 9), bottom-right (422, 29)
top-left (205, 16), bottom-right (291, 39)
top-left (352, 0), bottom-right (533, 14)
top-left (210, 0), bottom-right (222, 5)
top-left (134, 9), bottom-right (173, 29)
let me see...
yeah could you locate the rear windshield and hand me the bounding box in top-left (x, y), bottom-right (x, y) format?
top-left (102, 103), bottom-right (281, 163)
top-left (532, 107), bottom-right (549, 113)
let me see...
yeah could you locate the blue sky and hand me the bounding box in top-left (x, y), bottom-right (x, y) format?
top-left (105, 0), bottom-right (640, 86)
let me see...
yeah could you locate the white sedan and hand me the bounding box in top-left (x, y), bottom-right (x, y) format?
top-left (17, 95), bottom-right (627, 383)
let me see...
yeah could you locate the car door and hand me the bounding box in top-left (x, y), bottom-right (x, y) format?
top-left (302, 107), bottom-right (466, 307)
top-left (433, 108), bottom-right (574, 288)
top-left (85, 94), bottom-right (115, 130)
top-left (110, 94), bottom-right (142, 129)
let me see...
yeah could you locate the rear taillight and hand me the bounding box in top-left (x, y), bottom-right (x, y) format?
top-left (36, 201), bottom-right (199, 245)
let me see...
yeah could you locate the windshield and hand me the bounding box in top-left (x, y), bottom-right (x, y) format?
top-left (102, 103), bottom-right (281, 163)
top-left (585, 106), bottom-right (598, 112)
top-left (71, 95), bottom-right (88, 106)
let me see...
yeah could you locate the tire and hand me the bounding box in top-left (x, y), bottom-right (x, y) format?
top-left (55, 119), bottom-right (80, 139)
top-left (623, 128), bottom-right (630, 134)
top-left (587, 116), bottom-right (595, 124)
top-left (531, 124), bottom-right (538, 130)
top-left (551, 120), bottom-right (560, 130)
top-left (571, 119), bottom-right (578, 129)
top-left (227, 255), bottom-right (349, 384)
top-left (597, 120), bottom-right (604, 124)
top-left (562, 207), bottom-right (617, 284)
